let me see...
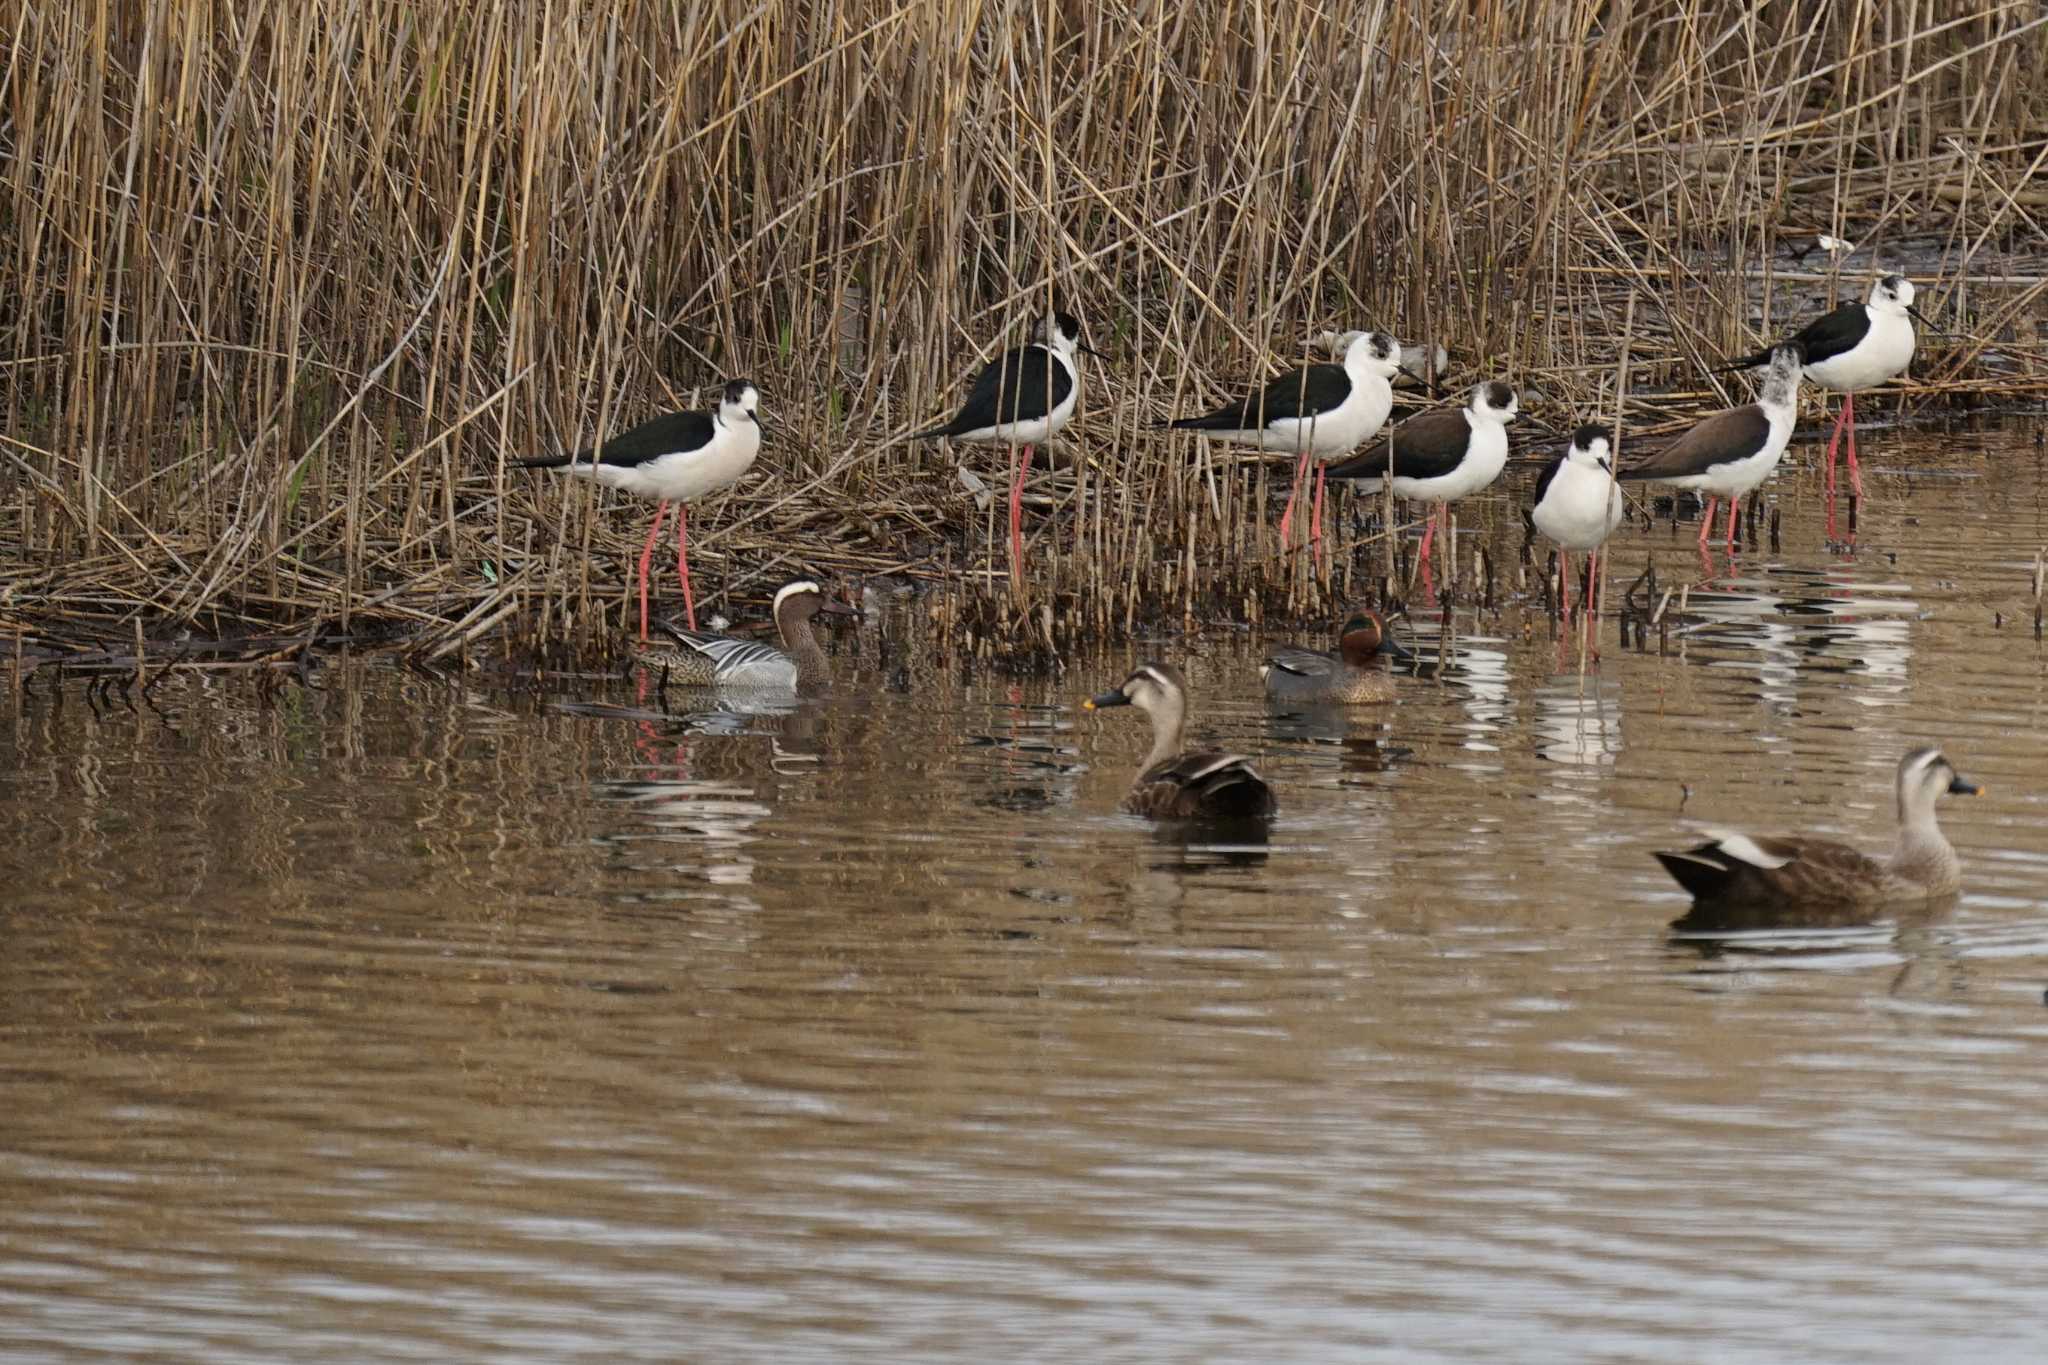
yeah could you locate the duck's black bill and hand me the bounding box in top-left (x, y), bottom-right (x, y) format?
top-left (817, 597), bottom-right (859, 618)
top-left (1949, 774), bottom-right (1984, 796)
top-left (1380, 632), bottom-right (1417, 661)
top-left (1084, 688), bottom-right (1130, 710)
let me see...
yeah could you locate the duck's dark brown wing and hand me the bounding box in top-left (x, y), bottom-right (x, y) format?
top-left (1654, 831), bottom-right (1885, 907)
top-left (1126, 750), bottom-right (1277, 821)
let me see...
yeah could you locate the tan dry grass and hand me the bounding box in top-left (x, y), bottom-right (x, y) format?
top-left (2, 0), bottom-right (2044, 664)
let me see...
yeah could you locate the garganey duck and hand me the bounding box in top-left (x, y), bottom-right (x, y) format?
top-left (1654, 747), bottom-right (1982, 907)
top-left (633, 580), bottom-right (852, 694)
top-left (1084, 662), bottom-right (1277, 821)
top-left (1261, 609), bottom-right (1413, 704)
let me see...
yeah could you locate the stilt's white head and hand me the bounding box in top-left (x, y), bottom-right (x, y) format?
top-left (719, 380), bottom-right (763, 429)
top-left (1325, 329), bottom-right (1402, 379)
top-left (1040, 310), bottom-right (1092, 358)
top-left (1869, 274), bottom-right (1916, 315)
top-left (1470, 381), bottom-right (1519, 425)
top-left (1567, 424), bottom-right (1614, 471)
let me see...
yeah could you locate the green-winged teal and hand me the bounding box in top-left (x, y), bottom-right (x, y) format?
top-left (1261, 609), bottom-right (1413, 704)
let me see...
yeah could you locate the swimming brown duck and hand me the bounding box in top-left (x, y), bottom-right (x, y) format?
top-left (1654, 747), bottom-right (1982, 907)
top-left (632, 580), bottom-right (853, 694)
top-left (1084, 662), bottom-right (1277, 821)
top-left (1262, 609), bottom-right (1413, 704)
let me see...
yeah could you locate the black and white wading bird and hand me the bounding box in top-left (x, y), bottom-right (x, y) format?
top-left (1163, 329), bottom-right (1402, 563)
top-left (1717, 274), bottom-right (1931, 499)
top-left (911, 310), bottom-right (1100, 585)
top-left (1084, 662), bottom-right (1277, 822)
top-left (633, 580), bottom-right (854, 695)
top-left (519, 379), bottom-right (765, 640)
top-left (1620, 344), bottom-right (1802, 552)
top-left (1655, 747), bottom-right (1981, 908)
top-left (1325, 381), bottom-right (1520, 568)
top-left (1530, 424), bottom-right (1625, 623)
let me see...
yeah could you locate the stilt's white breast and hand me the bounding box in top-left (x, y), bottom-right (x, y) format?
top-left (1533, 461), bottom-right (1625, 551)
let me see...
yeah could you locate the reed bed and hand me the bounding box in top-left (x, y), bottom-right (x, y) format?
top-left (4, 0), bottom-right (2045, 672)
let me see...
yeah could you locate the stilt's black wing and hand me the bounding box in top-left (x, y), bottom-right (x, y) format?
top-left (1169, 363), bottom-right (1351, 430)
top-left (1720, 299), bottom-right (1867, 372)
top-left (518, 410), bottom-right (714, 469)
top-left (917, 343), bottom-right (1072, 437)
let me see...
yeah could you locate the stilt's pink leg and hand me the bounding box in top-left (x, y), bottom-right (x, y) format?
top-left (1008, 444), bottom-right (1032, 586)
top-left (1277, 448), bottom-right (1313, 548)
top-left (1821, 401), bottom-right (1848, 496)
top-left (1696, 496), bottom-right (1716, 548)
top-left (638, 501), bottom-right (670, 642)
top-left (1843, 393), bottom-right (1863, 499)
top-left (1309, 464), bottom-right (1328, 573)
top-left (1727, 495), bottom-right (1739, 550)
top-left (675, 503), bottom-right (696, 631)
top-left (1418, 503), bottom-right (1439, 562)
top-left (1558, 549), bottom-right (1571, 623)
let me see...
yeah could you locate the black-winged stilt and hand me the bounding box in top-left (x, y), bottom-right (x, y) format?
top-left (1622, 344), bottom-right (1803, 550)
top-left (1325, 380), bottom-right (1519, 566)
top-left (519, 379), bottom-right (764, 640)
top-left (1163, 329), bottom-right (1401, 562)
top-left (911, 310), bottom-right (1100, 586)
top-left (1717, 274), bottom-right (1929, 498)
top-left (1530, 424), bottom-right (1625, 623)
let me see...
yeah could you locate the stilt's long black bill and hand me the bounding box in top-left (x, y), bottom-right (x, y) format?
top-left (1907, 306), bottom-right (1959, 340)
top-left (1084, 688), bottom-right (1130, 710)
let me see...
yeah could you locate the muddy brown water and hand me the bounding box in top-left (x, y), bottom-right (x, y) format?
top-left (4, 421), bottom-right (2047, 1362)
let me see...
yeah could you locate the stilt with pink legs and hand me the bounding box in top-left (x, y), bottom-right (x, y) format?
top-left (518, 378), bottom-right (766, 640)
top-left (1163, 330), bottom-right (1402, 571)
top-left (1532, 425), bottom-right (1625, 629)
top-left (911, 310), bottom-right (1100, 590)
top-left (1324, 380), bottom-right (1520, 576)
top-left (1714, 274), bottom-right (1933, 505)
top-left (1621, 343), bottom-right (1803, 565)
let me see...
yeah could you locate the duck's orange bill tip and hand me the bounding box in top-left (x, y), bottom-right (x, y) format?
top-left (1081, 699), bottom-right (1096, 711)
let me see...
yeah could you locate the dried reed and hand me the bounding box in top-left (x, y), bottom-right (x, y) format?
top-left (3, 0), bottom-right (2044, 669)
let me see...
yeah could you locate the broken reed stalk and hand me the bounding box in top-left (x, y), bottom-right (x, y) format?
top-left (2, 0), bottom-right (2045, 667)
